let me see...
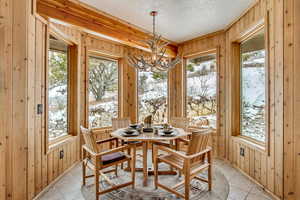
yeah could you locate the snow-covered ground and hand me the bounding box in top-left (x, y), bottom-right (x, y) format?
top-left (241, 67), bottom-right (266, 142)
top-left (48, 50), bottom-right (266, 142)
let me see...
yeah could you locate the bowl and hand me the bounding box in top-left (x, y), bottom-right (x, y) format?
top-left (124, 130), bottom-right (135, 135)
top-left (163, 129), bottom-right (173, 134)
top-left (129, 124), bottom-right (139, 129)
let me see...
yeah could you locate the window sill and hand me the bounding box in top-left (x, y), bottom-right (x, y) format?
top-left (232, 135), bottom-right (266, 153)
top-left (48, 135), bottom-right (75, 152)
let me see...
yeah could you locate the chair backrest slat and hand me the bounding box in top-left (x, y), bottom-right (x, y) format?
top-left (169, 117), bottom-right (189, 130)
top-left (186, 129), bottom-right (212, 163)
top-left (112, 118), bottom-right (131, 131)
top-left (80, 126), bottom-right (99, 153)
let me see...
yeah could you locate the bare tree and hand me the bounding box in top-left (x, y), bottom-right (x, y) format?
top-left (89, 59), bottom-right (118, 101)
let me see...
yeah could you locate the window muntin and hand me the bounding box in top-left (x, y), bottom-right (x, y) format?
top-left (240, 29), bottom-right (266, 142)
top-left (48, 35), bottom-right (69, 141)
top-left (88, 56), bottom-right (118, 128)
top-left (138, 71), bottom-right (168, 124)
top-left (186, 54), bottom-right (217, 128)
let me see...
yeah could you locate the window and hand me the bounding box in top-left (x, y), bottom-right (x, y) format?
top-left (138, 71), bottom-right (168, 124)
top-left (186, 53), bottom-right (217, 128)
top-left (48, 35), bottom-right (69, 141)
top-left (240, 29), bottom-right (266, 142)
top-left (88, 56), bottom-right (118, 128)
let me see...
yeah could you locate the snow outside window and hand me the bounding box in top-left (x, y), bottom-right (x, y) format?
top-left (48, 35), bottom-right (69, 141)
top-left (240, 29), bottom-right (266, 142)
top-left (138, 71), bottom-right (168, 124)
top-left (88, 56), bottom-right (118, 128)
top-left (186, 54), bottom-right (217, 128)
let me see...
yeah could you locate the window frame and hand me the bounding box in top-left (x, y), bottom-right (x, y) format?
top-left (45, 27), bottom-right (79, 152)
top-left (183, 49), bottom-right (220, 130)
top-left (86, 51), bottom-right (120, 130)
top-left (136, 69), bottom-right (170, 124)
top-left (231, 19), bottom-right (270, 152)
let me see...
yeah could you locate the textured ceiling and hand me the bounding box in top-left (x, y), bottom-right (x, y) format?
top-left (79, 0), bottom-right (254, 43)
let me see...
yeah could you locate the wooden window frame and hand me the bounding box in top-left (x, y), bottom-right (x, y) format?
top-left (45, 26), bottom-right (79, 153)
top-left (182, 48), bottom-right (220, 130)
top-left (136, 69), bottom-right (170, 124)
top-left (86, 50), bottom-right (121, 130)
top-left (230, 18), bottom-right (270, 153)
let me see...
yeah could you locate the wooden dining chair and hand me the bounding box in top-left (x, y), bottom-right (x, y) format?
top-left (169, 117), bottom-right (189, 131)
top-left (153, 129), bottom-right (213, 200)
top-left (81, 126), bottom-right (136, 200)
top-left (112, 118), bottom-right (143, 169)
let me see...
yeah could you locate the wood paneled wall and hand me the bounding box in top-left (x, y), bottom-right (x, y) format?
top-left (0, 2), bottom-right (148, 198)
top-left (178, 32), bottom-right (226, 158)
top-left (1, 0), bottom-right (299, 199)
top-left (225, 0), bottom-right (284, 198)
top-left (283, 0), bottom-right (300, 199)
top-left (178, 0), bottom-right (300, 199)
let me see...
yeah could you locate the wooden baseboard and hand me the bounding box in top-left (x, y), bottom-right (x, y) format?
top-left (33, 161), bottom-right (80, 200)
top-left (219, 158), bottom-right (281, 200)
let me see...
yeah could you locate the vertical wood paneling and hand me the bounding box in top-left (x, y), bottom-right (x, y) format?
top-left (179, 0), bottom-right (287, 199)
top-left (1, 0), bottom-right (298, 199)
top-left (283, 0), bottom-right (300, 199)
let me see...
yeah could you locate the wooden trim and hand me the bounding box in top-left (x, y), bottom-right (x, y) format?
top-left (232, 136), bottom-right (265, 153)
top-left (179, 30), bottom-right (225, 45)
top-left (32, 161), bottom-right (80, 200)
top-left (183, 49), bottom-right (219, 126)
top-left (264, 11), bottom-right (271, 156)
top-left (86, 50), bottom-right (120, 129)
top-left (45, 25), bottom-right (79, 153)
top-left (221, 158), bottom-right (281, 200)
top-left (36, 0), bottom-right (178, 57)
top-left (236, 19), bottom-right (265, 43)
top-left (230, 42), bottom-right (241, 137)
top-left (224, 0), bottom-right (260, 31)
top-left (183, 49), bottom-right (217, 59)
top-left (231, 22), bottom-right (270, 151)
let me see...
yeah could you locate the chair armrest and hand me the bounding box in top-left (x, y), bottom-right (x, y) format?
top-left (98, 145), bottom-right (134, 157)
top-left (152, 141), bottom-right (172, 148)
top-left (185, 146), bottom-right (212, 160)
top-left (155, 145), bottom-right (187, 160)
top-left (96, 137), bottom-right (118, 145)
top-left (176, 138), bottom-right (190, 145)
top-left (154, 145), bottom-right (212, 161)
top-left (83, 144), bottom-right (135, 158)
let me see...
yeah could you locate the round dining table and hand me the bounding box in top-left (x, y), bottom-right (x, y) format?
top-left (110, 127), bottom-right (189, 186)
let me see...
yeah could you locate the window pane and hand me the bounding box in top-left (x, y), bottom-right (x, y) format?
top-left (240, 30), bottom-right (266, 142)
top-left (88, 56), bottom-right (118, 128)
top-left (186, 54), bottom-right (217, 127)
top-left (138, 71), bottom-right (168, 124)
top-left (48, 36), bottom-right (69, 141)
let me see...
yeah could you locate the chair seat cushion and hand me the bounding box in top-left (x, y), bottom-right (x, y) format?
top-left (102, 152), bottom-right (126, 165)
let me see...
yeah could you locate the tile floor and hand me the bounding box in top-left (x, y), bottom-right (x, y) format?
top-left (37, 159), bottom-right (274, 200)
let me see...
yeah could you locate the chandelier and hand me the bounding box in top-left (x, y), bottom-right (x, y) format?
top-left (127, 11), bottom-right (181, 72)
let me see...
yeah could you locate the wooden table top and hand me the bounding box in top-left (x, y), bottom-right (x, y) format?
top-left (110, 128), bottom-right (189, 142)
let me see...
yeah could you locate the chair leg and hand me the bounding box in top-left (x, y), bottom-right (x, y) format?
top-left (95, 170), bottom-right (99, 200)
top-left (153, 145), bottom-right (158, 189)
top-left (82, 161), bottom-right (86, 186)
top-left (127, 148), bottom-right (131, 169)
top-left (121, 140), bottom-right (124, 169)
top-left (131, 145), bottom-right (136, 189)
top-left (184, 173), bottom-right (190, 200)
top-left (115, 164), bottom-right (118, 177)
top-left (184, 161), bottom-right (191, 200)
top-left (208, 151), bottom-right (212, 191)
